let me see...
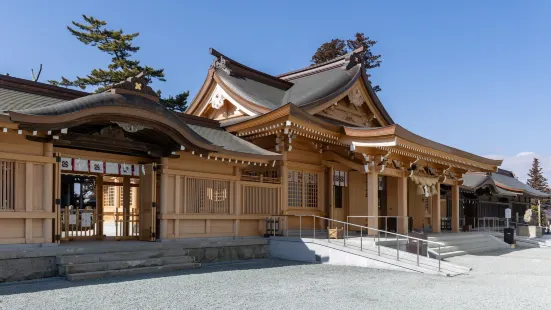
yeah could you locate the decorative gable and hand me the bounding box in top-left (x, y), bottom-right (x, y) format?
top-left (317, 86), bottom-right (381, 127)
top-left (198, 84), bottom-right (258, 121)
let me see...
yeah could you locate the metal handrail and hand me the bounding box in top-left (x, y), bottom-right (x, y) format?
top-left (295, 214), bottom-right (443, 272)
top-left (346, 215), bottom-right (412, 240)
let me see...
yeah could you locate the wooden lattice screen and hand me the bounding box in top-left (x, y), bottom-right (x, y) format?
top-left (185, 177), bottom-right (230, 214)
top-left (243, 185), bottom-right (280, 215)
top-left (288, 170), bottom-right (318, 208)
top-left (0, 161), bottom-right (15, 211)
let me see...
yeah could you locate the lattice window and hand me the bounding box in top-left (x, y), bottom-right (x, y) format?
top-left (288, 170), bottom-right (303, 207)
top-left (186, 177), bottom-right (230, 214)
top-left (0, 161), bottom-right (15, 211)
top-left (288, 170), bottom-right (318, 208)
top-left (304, 172), bottom-right (318, 208)
top-left (244, 169), bottom-right (280, 178)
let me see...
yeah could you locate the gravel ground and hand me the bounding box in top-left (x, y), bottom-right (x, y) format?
top-left (1, 246), bottom-right (550, 310)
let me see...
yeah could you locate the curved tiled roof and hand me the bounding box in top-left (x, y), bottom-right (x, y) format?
top-left (463, 171), bottom-right (550, 198)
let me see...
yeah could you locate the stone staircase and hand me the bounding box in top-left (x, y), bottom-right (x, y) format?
top-left (57, 248), bottom-right (200, 281)
top-left (428, 233), bottom-right (509, 259)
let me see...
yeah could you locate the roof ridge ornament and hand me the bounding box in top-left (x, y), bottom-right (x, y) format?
top-left (110, 71), bottom-right (159, 99)
top-left (211, 56), bottom-right (232, 75)
top-left (344, 48), bottom-right (364, 70)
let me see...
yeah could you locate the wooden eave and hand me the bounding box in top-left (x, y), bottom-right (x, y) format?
top-left (0, 74), bottom-right (88, 100)
top-left (343, 124), bottom-right (501, 172)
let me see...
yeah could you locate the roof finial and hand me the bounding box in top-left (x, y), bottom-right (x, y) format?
top-left (109, 71), bottom-right (159, 102)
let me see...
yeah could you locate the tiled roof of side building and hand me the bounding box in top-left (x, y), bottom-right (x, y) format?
top-left (0, 74), bottom-right (87, 112)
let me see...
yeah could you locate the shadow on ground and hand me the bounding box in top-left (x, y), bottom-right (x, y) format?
top-left (0, 259), bottom-right (307, 296)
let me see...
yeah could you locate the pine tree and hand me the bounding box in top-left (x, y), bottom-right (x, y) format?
top-left (311, 32), bottom-right (382, 92)
top-left (48, 15), bottom-right (189, 111)
top-left (527, 158), bottom-right (550, 193)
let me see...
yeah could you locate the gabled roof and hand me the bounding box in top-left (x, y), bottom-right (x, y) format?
top-left (463, 170), bottom-right (550, 198)
top-left (1, 74), bottom-right (280, 160)
top-left (187, 48), bottom-right (394, 125)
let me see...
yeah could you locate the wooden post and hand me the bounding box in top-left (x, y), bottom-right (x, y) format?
top-left (123, 176), bottom-right (131, 236)
top-left (367, 170), bottom-right (378, 235)
top-left (329, 166), bottom-right (334, 224)
top-left (96, 175), bottom-right (103, 237)
top-left (451, 184), bottom-right (460, 232)
top-left (233, 166), bottom-right (241, 238)
top-left (431, 183), bottom-right (441, 233)
top-left (397, 176), bottom-right (408, 234)
top-left (42, 143), bottom-right (53, 243)
top-left (174, 175), bottom-right (181, 239)
top-left (159, 158), bottom-right (169, 239)
top-left (25, 162), bottom-right (33, 243)
top-left (280, 155), bottom-right (288, 214)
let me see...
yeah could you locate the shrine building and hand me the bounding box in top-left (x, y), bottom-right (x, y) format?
top-left (0, 47), bottom-right (503, 245)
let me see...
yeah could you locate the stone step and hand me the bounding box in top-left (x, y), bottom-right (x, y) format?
top-left (427, 237), bottom-right (494, 248)
top-left (428, 234), bottom-right (489, 242)
top-left (61, 256), bottom-right (195, 276)
top-left (57, 249), bottom-right (189, 265)
top-left (65, 262), bottom-right (201, 281)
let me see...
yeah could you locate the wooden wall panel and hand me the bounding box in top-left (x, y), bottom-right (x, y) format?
top-left (0, 134), bottom-right (43, 156)
top-left (210, 219), bottom-right (234, 233)
top-left (0, 219), bottom-right (25, 238)
top-left (168, 154), bottom-right (234, 176)
top-left (15, 163), bottom-right (25, 211)
top-left (347, 171), bottom-right (368, 229)
top-left (165, 175), bottom-right (175, 213)
top-left (32, 164), bottom-right (44, 211)
top-left (239, 220), bottom-right (261, 236)
top-left (180, 219), bottom-right (206, 234)
top-left (32, 219), bottom-right (43, 238)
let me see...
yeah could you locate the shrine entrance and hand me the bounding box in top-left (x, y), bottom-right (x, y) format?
top-left (56, 160), bottom-right (157, 242)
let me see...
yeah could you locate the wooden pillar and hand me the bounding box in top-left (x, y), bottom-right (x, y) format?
top-left (367, 171), bottom-right (378, 235)
top-left (42, 143), bottom-right (53, 243)
top-left (233, 166), bottom-right (241, 238)
top-left (397, 176), bottom-right (408, 234)
top-left (174, 175), bottom-right (180, 239)
top-left (451, 184), bottom-right (460, 232)
top-left (280, 153), bottom-right (288, 213)
top-left (96, 176), bottom-right (104, 237)
top-left (25, 162), bottom-right (33, 243)
top-left (159, 157), bottom-right (169, 239)
top-left (431, 183), bottom-right (441, 233)
top-left (123, 176), bottom-right (131, 236)
top-left (329, 166), bottom-right (334, 222)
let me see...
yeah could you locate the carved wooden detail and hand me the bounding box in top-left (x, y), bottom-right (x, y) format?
top-left (318, 96), bottom-right (380, 127)
top-left (111, 71), bottom-right (158, 98)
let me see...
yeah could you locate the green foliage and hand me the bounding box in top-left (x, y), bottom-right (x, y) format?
top-left (49, 15), bottom-right (188, 111)
top-left (159, 91), bottom-right (190, 113)
top-left (530, 204), bottom-right (547, 226)
top-left (527, 158), bottom-right (550, 193)
top-left (311, 32), bottom-right (382, 92)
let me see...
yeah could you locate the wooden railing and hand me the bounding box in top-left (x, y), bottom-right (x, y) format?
top-left (241, 175), bottom-right (281, 184)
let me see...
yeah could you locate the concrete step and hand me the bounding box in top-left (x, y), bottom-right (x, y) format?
top-left (61, 256), bottom-right (195, 275)
top-left (437, 250), bottom-right (467, 259)
top-left (427, 236), bottom-right (494, 248)
top-left (428, 234), bottom-right (490, 243)
top-left (57, 249), bottom-right (189, 265)
top-left (65, 262), bottom-right (201, 281)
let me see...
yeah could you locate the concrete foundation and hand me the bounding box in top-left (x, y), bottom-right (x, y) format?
top-left (0, 238), bottom-right (269, 283)
top-left (518, 226), bottom-right (543, 238)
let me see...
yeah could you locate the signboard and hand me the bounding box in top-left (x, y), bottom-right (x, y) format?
top-left (105, 162), bottom-right (119, 175)
top-left (133, 164), bottom-right (140, 176)
top-left (69, 214), bottom-right (77, 225)
top-left (120, 164), bottom-right (132, 176)
top-left (89, 160), bottom-right (104, 173)
top-left (81, 213), bottom-right (92, 227)
top-left (74, 159), bottom-right (89, 172)
top-left (505, 208), bottom-right (511, 219)
top-left (333, 170), bottom-right (348, 187)
top-left (60, 158), bottom-right (72, 171)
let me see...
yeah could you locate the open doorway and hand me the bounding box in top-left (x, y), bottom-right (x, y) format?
top-left (60, 174), bottom-right (99, 240)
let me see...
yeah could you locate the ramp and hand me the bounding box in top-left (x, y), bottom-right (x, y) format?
top-left (269, 237), bottom-right (470, 277)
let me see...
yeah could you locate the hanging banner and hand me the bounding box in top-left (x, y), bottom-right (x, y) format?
top-left (333, 170), bottom-right (348, 187)
top-left (74, 159), bottom-right (89, 172)
top-left (120, 164), bottom-right (132, 176)
top-left (89, 160), bottom-right (104, 173)
top-left (60, 158), bottom-right (73, 171)
top-left (132, 164), bottom-right (140, 176)
top-left (105, 162), bottom-right (119, 175)
top-left (69, 214), bottom-right (77, 225)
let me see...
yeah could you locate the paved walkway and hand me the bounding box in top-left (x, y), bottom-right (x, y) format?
top-left (1, 245), bottom-right (550, 309)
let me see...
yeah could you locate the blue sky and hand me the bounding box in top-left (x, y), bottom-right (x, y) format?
top-left (1, 1), bottom-right (550, 181)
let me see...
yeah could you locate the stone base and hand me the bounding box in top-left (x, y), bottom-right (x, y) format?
top-left (518, 226), bottom-right (543, 238)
